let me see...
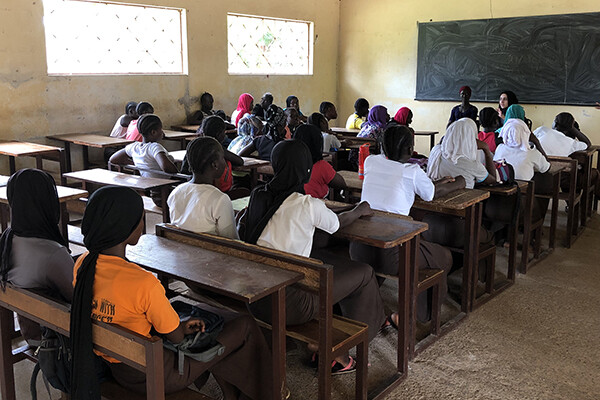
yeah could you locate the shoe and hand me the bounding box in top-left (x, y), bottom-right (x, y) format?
top-left (331, 356), bottom-right (356, 375)
top-left (382, 314), bottom-right (399, 331)
top-left (309, 352), bottom-right (318, 369)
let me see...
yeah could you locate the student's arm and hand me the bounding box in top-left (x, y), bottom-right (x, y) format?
top-left (187, 111), bottom-right (203, 125)
top-left (165, 319), bottom-right (205, 344)
top-left (476, 139), bottom-right (498, 185)
top-left (238, 142), bottom-right (256, 157)
top-left (433, 176), bottom-right (466, 199)
top-left (337, 201), bottom-right (373, 229)
top-left (109, 148), bottom-right (133, 166)
top-left (332, 135), bottom-right (342, 149)
top-left (329, 173), bottom-right (347, 190)
top-left (156, 152), bottom-right (178, 173)
top-left (224, 149), bottom-right (244, 166)
top-left (528, 133), bottom-right (549, 160)
top-left (569, 128), bottom-right (591, 147)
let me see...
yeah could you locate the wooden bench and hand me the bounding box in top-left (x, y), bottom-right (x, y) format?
top-left (547, 156), bottom-right (582, 248)
top-left (0, 285), bottom-right (211, 400)
top-left (150, 224), bottom-right (369, 400)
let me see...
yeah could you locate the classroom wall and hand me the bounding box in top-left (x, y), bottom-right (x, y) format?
top-left (0, 0), bottom-right (339, 171)
top-left (337, 0), bottom-right (600, 155)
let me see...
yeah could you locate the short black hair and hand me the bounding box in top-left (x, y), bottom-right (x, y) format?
top-left (199, 115), bottom-right (226, 140)
top-left (125, 101), bottom-right (137, 114)
top-left (319, 101), bottom-right (334, 114)
top-left (479, 107), bottom-right (499, 128)
top-left (354, 98), bottom-right (369, 112)
top-left (136, 101), bottom-right (154, 115)
top-left (186, 136), bottom-right (223, 174)
top-left (200, 92), bottom-right (213, 103)
top-left (382, 125), bottom-right (413, 162)
top-left (286, 95), bottom-right (298, 107)
top-left (137, 114), bottom-right (162, 139)
top-left (262, 92), bottom-right (274, 102)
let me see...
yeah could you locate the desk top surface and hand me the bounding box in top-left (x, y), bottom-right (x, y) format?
top-left (48, 134), bottom-right (132, 148)
top-left (0, 175), bottom-right (9, 187)
top-left (170, 125), bottom-right (200, 133)
top-left (413, 188), bottom-right (489, 211)
top-left (484, 180), bottom-right (529, 196)
top-left (0, 141), bottom-right (62, 156)
top-left (127, 235), bottom-right (303, 303)
top-left (0, 185), bottom-right (87, 204)
top-left (64, 168), bottom-right (174, 190)
top-left (338, 170), bottom-right (362, 190)
top-left (163, 130), bottom-right (198, 139)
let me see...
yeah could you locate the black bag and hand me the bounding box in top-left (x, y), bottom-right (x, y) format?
top-left (30, 327), bottom-right (71, 400)
top-left (164, 301), bottom-right (226, 374)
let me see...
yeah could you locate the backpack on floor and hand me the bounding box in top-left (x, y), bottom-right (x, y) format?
top-left (30, 326), bottom-right (71, 400)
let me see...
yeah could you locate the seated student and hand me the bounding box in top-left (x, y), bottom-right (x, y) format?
top-left (70, 186), bottom-right (273, 400)
top-left (168, 137), bottom-right (238, 239)
top-left (294, 124), bottom-right (347, 199)
top-left (184, 116), bottom-right (245, 197)
top-left (391, 107), bottom-right (413, 129)
top-left (238, 139), bottom-right (390, 373)
top-left (428, 118), bottom-right (497, 189)
top-left (284, 107), bottom-right (302, 135)
top-left (478, 107), bottom-right (502, 153)
top-left (110, 101), bottom-right (137, 138)
top-left (285, 95), bottom-right (307, 122)
top-left (239, 105), bottom-right (287, 161)
top-left (125, 101), bottom-right (154, 142)
top-left (231, 93), bottom-right (254, 127)
top-left (228, 114), bottom-right (263, 155)
top-left (110, 114), bottom-right (177, 178)
top-left (319, 101), bottom-right (338, 122)
top-left (498, 104), bottom-right (548, 160)
top-left (200, 92), bottom-right (216, 117)
top-left (358, 105), bottom-right (389, 141)
top-left (308, 112), bottom-right (342, 152)
top-left (350, 126), bottom-right (464, 322)
top-left (0, 169), bottom-right (74, 343)
top-left (346, 98), bottom-right (369, 129)
top-left (533, 126), bottom-right (588, 157)
top-left (254, 92), bottom-right (273, 120)
top-left (448, 86), bottom-right (478, 127)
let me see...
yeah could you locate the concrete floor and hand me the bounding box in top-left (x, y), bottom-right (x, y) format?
top-left (5, 211), bottom-right (600, 399)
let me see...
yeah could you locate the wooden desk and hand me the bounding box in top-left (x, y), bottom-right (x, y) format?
top-left (163, 130), bottom-right (198, 150)
top-left (331, 204), bottom-right (428, 399)
top-left (0, 141), bottom-right (67, 185)
top-left (414, 131), bottom-right (439, 150)
top-left (48, 133), bottom-right (132, 171)
top-left (0, 176), bottom-right (8, 188)
top-left (577, 146), bottom-right (599, 226)
top-left (170, 124), bottom-right (200, 133)
top-left (0, 185), bottom-right (87, 243)
top-left (127, 234), bottom-right (303, 400)
top-left (63, 168), bottom-right (174, 223)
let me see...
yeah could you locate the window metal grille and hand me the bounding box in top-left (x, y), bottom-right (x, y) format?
top-left (227, 13), bottom-right (313, 76)
top-left (42, 0), bottom-right (188, 75)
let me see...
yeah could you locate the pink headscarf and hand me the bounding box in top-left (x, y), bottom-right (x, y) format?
top-left (393, 107), bottom-right (412, 125)
top-left (235, 93), bottom-right (254, 126)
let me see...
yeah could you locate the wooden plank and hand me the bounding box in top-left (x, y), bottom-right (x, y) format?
top-left (126, 235), bottom-right (304, 303)
top-left (0, 141), bottom-right (62, 157)
top-left (171, 124), bottom-right (200, 133)
top-left (64, 168), bottom-right (174, 191)
top-left (163, 130), bottom-right (197, 139)
top-left (48, 133), bottom-right (132, 148)
top-left (0, 185), bottom-right (87, 205)
top-left (335, 214), bottom-right (427, 248)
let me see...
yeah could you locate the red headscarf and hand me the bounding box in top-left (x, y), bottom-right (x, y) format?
top-left (459, 86), bottom-right (472, 97)
top-left (393, 107), bottom-right (412, 125)
top-left (235, 93), bottom-right (254, 126)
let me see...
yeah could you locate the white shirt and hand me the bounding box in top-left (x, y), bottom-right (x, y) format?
top-left (110, 115), bottom-right (128, 138)
top-left (257, 192), bottom-right (339, 257)
top-left (124, 142), bottom-right (170, 178)
top-left (167, 182), bottom-right (238, 239)
top-left (322, 132), bottom-right (342, 152)
top-left (435, 157), bottom-right (489, 189)
top-left (362, 154), bottom-right (435, 216)
top-left (493, 145), bottom-right (550, 181)
top-left (533, 126), bottom-right (588, 157)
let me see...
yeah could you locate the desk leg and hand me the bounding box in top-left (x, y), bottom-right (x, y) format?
top-left (8, 156), bottom-right (15, 175)
top-left (82, 145), bottom-right (90, 170)
top-left (430, 134), bottom-right (435, 150)
top-left (463, 204), bottom-right (479, 313)
top-left (581, 156), bottom-right (592, 227)
top-left (250, 169), bottom-right (258, 189)
top-left (160, 186), bottom-right (170, 223)
top-left (58, 149), bottom-right (67, 185)
top-left (60, 203), bottom-right (69, 242)
top-left (397, 239), bottom-right (413, 374)
top-left (63, 142), bottom-right (72, 172)
top-left (0, 307), bottom-right (16, 400)
top-left (35, 155), bottom-right (43, 170)
top-left (271, 288), bottom-right (287, 400)
top-left (520, 183), bottom-right (534, 274)
top-left (549, 172), bottom-right (560, 250)
top-left (407, 236), bottom-right (419, 360)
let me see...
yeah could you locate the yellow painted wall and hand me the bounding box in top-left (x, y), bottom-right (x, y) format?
top-left (0, 0), bottom-right (339, 171)
top-left (338, 0), bottom-right (600, 155)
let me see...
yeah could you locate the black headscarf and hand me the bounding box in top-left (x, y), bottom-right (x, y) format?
top-left (70, 186), bottom-right (143, 400)
top-left (294, 124), bottom-right (323, 163)
top-left (0, 169), bottom-right (68, 288)
top-left (241, 140), bottom-right (313, 245)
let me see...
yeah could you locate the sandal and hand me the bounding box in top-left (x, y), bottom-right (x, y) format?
top-left (383, 314), bottom-right (399, 331)
top-left (331, 356), bottom-right (356, 375)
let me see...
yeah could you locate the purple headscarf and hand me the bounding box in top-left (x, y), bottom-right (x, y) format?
top-left (367, 105), bottom-right (388, 129)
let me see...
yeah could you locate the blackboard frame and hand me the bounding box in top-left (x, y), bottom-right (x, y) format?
top-left (416, 12), bottom-right (600, 106)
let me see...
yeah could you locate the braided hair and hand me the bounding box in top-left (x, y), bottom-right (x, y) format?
top-left (382, 125), bottom-right (413, 162)
top-left (199, 115), bottom-right (226, 143)
top-left (135, 101), bottom-right (154, 115)
top-left (186, 136), bottom-right (224, 174)
top-left (137, 114), bottom-right (162, 139)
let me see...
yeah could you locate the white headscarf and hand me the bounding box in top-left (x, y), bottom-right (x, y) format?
top-left (428, 118), bottom-right (478, 181)
top-left (500, 118), bottom-right (531, 152)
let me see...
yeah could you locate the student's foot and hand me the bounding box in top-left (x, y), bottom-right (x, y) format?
top-left (331, 356), bottom-right (356, 375)
top-left (381, 313), bottom-right (399, 331)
